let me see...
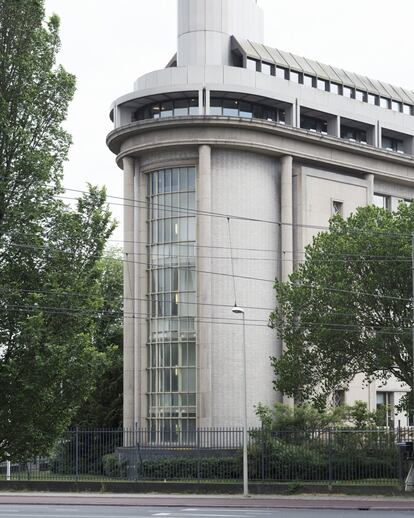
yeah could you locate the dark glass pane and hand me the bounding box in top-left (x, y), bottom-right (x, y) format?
top-left (174, 99), bottom-right (189, 116)
top-left (223, 99), bottom-right (239, 117)
top-left (239, 102), bottom-right (252, 118)
top-left (210, 98), bottom-right (222, 116)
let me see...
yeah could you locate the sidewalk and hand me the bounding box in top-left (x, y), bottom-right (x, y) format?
top-left (1, 492), bottom-right (414, 510)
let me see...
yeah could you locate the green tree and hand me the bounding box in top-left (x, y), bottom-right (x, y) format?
top-left (0, 0), bottom-right (116, 460)
top-left (270, 204), bottom-right (413, 409)
top-left (71, 249), bottom-right (123, 429)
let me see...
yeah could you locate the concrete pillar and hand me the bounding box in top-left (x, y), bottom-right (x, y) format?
top-left (281, 155), bottom-right (294, 407)
top-left (294, 100), bottom-right (300, 128)
top-left (377, 122), bottom-right (382, 148)
top-left (281, 156), bottom-right (293, 283)
top-left (123, 156), bottom-right (135, 430)
top-left (197, 145), bottom-right (213, 427)
top-left (327, 115), bottom-right (340, 137)
top-left (365, 173), bottom-right (374, 205)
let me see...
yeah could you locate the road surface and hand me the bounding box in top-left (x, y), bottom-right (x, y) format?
top-left (0, 507), bottom-right (413, 517)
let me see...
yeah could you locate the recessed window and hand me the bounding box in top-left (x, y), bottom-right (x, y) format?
top-left (262, 62), bottom-right (272, 75)
top-left (276, 66), bottom-right (287, 79)
top-left (343, 86), bottom-right (353, 98)
top-left (391, 100), bottom-right (402, 112)
top-left (223, 99), bottom-right (239, 117)
top-left (247, 58), bottom-right (258, 71)
top-left (239, 102), bottom-right (253, 118)
top-left (382, 135), bottom-right (404, 154)
top-left (367, 94), bottom-right (378, 105)
top-left (210, 98), bottom-right (222, 116)
top-left (373, 193), bottom-right (391, 210)
top-left (376, 392), bottom-right (394, 428)
top-left (330, 83), bottom-right (340, 95)
top-left (303, 74), bottom-right (313, 87)
top-left (332, 200), bottom-right (343, 216)
top-left (380, 97), bottom-right (390, 109)
top-left (317, 79), bottom-right (327, 91)
top-left (403, 104), bottom-right (413, 115)
top-left (300, 115), bottom-right (328, 135)
top-left (290, 70), bottom-right (300, 83)
top-left (340, 125), bottom-right (367, 144)
top-left (355, 90), bottom-right (365, 102)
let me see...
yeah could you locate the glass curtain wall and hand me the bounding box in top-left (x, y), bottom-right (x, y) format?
top-left (148, 167), bottom-right (197, 441)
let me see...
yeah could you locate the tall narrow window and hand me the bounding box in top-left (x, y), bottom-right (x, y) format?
top-left (376, 392), bottom-right (394, 428)
top-left (332, 200), bottom-right (343, 216)
top-left (148, 167), bottom-right (197, 441)
top-left (373, 193), bottom-right (391, 210)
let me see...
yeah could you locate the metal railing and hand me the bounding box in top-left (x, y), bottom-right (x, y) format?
top-left (0, 427), bottom-right (412, 485)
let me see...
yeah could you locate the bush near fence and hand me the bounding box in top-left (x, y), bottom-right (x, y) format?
top-left (13, 427), bottom-right (409, 483)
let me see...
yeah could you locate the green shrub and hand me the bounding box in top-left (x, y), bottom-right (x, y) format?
top-left (102, 453), bottom-right (128, 478)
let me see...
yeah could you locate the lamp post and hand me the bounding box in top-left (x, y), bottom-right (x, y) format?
top-left (232, 305), bottom-right (248, 497)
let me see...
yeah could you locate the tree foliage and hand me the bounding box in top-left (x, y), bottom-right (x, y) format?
top-left (71, 249), bottom-right (123, 429)
top-left (0, 0), bottom-right (116, 460)
top-left (270, 204), bottom-right (414, 408)
top-left (255, 401), bottom-right (385, 431)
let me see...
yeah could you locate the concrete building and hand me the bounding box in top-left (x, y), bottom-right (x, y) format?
top-left (107, 0), bottom-right (414, 435)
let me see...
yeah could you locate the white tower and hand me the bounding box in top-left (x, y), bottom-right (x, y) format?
top-left (177, 0), bottom-right (264, 66)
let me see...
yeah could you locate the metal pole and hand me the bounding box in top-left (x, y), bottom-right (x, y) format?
top-left (242, 312), bottom-right (248, 497)
top-left (411, 232), bottom-right (414, 424)
top-left (6, 460), bottom-right (10, 481)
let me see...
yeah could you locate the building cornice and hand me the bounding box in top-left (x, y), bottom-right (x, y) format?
top-left (107, 116), bottom-right (414, 184)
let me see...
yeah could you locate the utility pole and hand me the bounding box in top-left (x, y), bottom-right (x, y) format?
top-left (411, 232), bottom-right (414, 424)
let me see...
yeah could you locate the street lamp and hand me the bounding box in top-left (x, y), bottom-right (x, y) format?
top-left (232, 305), bottom-right (248, 497)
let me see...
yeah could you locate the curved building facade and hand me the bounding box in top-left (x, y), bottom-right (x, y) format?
top-left (108, 0), bottom-right (414, 434)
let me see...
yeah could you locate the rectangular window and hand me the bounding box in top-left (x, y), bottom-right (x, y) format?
top-left (332, 200), bottom-right (343, 216)
top-left (373, 193), bottom-right (391, 210)
top-left (300, 115), bottom-right (328, 134)
top-left (382, 135), bottom-right (404, 154)
top-left (262, 62), bottom-right (272, 75)
top-left (160, 101), bottom-right (173, 118)
top-left (403, 104), bottom-right (413, 115)
top-left (247, 58), bottom-right (258, 71)
top-left (189, 98), bottom-right (199, 115)
top-left (380, 97), bottom-right (390, 109)
top-left (355, 90), bottom-right (365, 102)
top-left (340, 125), bottom-right (367, 144)
top-left (317, 79), bottom-right (327, 91)
top-left (276, 66), bottom-right (287, 79)
top-left (343, 86), bottom-right (353, 98)
top-left (223, 99), bottom-right (239, 117)
top-left (239, 102), bottom-right (253, 118)
top-left (174, 100), bottom-right (189, 116)
top-left (209, 98), bottom-right (222, 116)
top-left (367, 93), bottom-right (377, 105)
top-left (290, 70), bottom-right (300, 83)
top-left (303, 75), bottom-right (313, 87)
top-left (392, 100), bottom-right (402, 112)
top-left (330, 83), bottom-right (340, 95)
top-left (376, 392), bottom-right (394, 428)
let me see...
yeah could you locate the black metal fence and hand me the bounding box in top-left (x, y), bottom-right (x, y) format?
top-left (0, 427), bottom-right (412, 485)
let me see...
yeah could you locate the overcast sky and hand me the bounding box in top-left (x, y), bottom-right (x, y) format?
top-left (44, 0), bottom-right (414, 242)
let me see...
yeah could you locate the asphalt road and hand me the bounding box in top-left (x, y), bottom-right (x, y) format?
top-left (0, 508), bottom-right (413, 518)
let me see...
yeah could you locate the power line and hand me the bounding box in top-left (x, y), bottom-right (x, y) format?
top-left (0, 303), bottom-right (411, 336)
top-left (57, 186), bottom-right (414, 240)
top-left (5, 239), bottom-right (413, 263)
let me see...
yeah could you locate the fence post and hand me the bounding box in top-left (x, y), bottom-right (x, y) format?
top-left (196, 429), bottom-right (201, 483)
top-left (75, 427), bottom-right (79, 482)
top-left (6, 459), bottom-right (10, 481)
top-left (328, 428), bottom-right (333, 491)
